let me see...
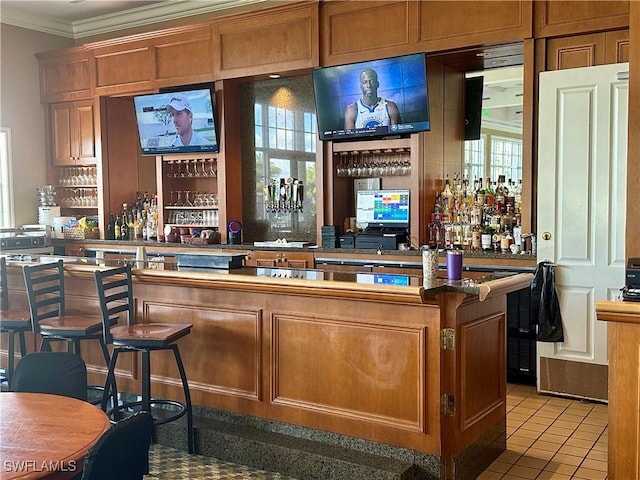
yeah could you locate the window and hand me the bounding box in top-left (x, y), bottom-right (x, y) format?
top-left (0, 128), bottom-right (14, 228)
top-left (464, 133), bottom-right (522, 183)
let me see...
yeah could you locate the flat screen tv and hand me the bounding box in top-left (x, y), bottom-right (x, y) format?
top-left (355, 189), bottom-right (410, 229)
top-left (312, 53), bottom-right (430, 141)
top-left (133, 88), bottom-right (218, 155)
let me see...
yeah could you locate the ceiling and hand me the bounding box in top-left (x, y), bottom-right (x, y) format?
top-left (0, 0), bottom-right (269, 39)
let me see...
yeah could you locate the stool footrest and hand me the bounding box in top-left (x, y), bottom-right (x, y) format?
top-left (107, 399), bottom-right (187, 426)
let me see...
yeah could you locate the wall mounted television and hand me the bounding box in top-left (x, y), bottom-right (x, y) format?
top-left (312, 53), bottom-right (430, 141)
top-left (355, 189), bottom-right (410, 229)
top-left (133, 88), bottom-right (218, 155)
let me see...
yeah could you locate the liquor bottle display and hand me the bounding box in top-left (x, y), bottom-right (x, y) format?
top-left (429, 173), bottom-right (528, 253)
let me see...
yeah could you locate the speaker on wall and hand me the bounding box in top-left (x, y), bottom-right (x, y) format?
top-left (464, 76), bottom-right (484, 141)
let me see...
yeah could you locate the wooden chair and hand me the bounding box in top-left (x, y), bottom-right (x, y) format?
top-left (94, 264), bottom-right (194, 454)
top-left (81, 411), bottom-right (154, 480)
top-left (10, 351), bottom-right (88, 401)
top-left (0, 257), bottom-right (32, 386)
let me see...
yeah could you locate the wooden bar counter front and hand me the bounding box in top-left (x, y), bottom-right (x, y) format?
top-left (3, 257), bottom-right (532, 479)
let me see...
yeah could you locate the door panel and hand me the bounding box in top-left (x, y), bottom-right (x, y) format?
top-left (537, 63), bottom-right (628, 396)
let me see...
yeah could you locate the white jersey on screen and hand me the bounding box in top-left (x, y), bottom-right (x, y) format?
top-left (354, 98), bottom-right (391, 129)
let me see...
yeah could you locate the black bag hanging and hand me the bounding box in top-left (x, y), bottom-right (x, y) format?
top-left (531, 261), bottom-right (565, 342)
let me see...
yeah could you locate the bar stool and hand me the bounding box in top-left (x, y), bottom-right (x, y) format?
top-left (93, 264), bottom-right (194, 454)
top-left (22, 259), bottom-right (112, 402)
top-left (0, 257), bottom-right (32, 386)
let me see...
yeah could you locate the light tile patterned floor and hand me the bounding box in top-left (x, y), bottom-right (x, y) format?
top-left (479, 384), bottom-right (608, 480)
top-left (145, 384), bottom-right (608, 480)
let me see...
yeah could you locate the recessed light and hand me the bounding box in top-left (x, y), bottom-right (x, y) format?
top-left (476, 52), bottom-right (492, 58)
top-left (491, 59), bottom-right (508, 66)
top-left (269, 74), bottom-right (281, 79)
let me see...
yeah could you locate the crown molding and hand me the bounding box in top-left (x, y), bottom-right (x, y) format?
top-left (0, 0), bottom-right (269, 40)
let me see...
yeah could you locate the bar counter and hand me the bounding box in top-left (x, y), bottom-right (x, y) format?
top-left (3, 254), bottom-right (532, 479)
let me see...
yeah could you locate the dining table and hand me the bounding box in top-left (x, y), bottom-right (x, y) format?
top-left (0, 392), bottom-right (111, 480)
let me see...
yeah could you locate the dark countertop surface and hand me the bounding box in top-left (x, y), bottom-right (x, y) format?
top-left (53, 238), bottom-right (536, 265)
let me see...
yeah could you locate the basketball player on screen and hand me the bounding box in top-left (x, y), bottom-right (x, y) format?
top-left (344, 68), bottom-right (401, 130)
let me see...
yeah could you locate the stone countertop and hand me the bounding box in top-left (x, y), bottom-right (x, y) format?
top-left (4, 253), bottom-right (533, 304)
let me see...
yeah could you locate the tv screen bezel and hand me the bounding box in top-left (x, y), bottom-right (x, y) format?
top-left (133, 88), bottom-right (219, 156)
top-left (355, 189), bottom-right (410, 229)
top-left (312, 53), bottom-right (430, 142)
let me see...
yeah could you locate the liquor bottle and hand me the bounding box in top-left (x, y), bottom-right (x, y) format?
top-left (475, 177), bottom-right (485, 206)
top-left (427, 213), bottom-right (445, 249)
top-left (481, 223), bottom-right (494, 251)
top-left (452, 215), bottom-right (463, 250)
top-left (484, 177), bottom-right (495, 206)
top-left (495, 175), bottom-right (506, 213)
top-left (471, 223), bottom-right (482, 251)
top-left (441, 175), bottom-right (453, 215)
top-left (114, 215), bottom-right (121, 240)
top-left (514, 179), bottom-right (523, 213)
top-left (106, 214), bottom-right (115, 240)
top-left (120, 215), bottom-right (129, 241)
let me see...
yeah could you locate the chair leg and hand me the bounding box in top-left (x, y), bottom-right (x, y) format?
top-left (18, 330), bottom-right (27, 358)
top-left (7, 331), bottom-right (15, 386)
top-left (171, 344), bottom-right (194, 454)
top-left (141, 349), bottom-right (151, 413)
top-left (102, 349), bottom-right (120, 414)
top-left (40, 337), bottom-right (51, 352)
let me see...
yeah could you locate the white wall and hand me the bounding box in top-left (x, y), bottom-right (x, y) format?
top-left (0, 23), bottom-right (72, 226)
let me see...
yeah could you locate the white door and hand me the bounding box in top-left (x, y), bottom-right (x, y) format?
top-left (537, 63), bottom-right (628, 396)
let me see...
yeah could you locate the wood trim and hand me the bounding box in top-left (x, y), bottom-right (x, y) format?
top-left (626, 1), bottom-right (640, 259)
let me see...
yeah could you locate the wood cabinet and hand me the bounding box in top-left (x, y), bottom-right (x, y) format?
top-left (50, 100), bottom-right (98, 166)
top-left (320, 0), bottom-right (532, 65)
top-left (595, 301), bottom-right (640, 480)
top-left (545, 29), bottom-right (630, 70)
top-left (36, 49), bottom-right (93, 103)
top-left (212, 2), bottom-right (318, 79)
top-left (534, 0), bottom-right (629, 39)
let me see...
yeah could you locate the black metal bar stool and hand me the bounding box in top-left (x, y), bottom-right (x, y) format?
top-left (93, 264), bottom-right (194, 454)
top-left (22, 259), bottom-right (113, 403)
top-left (0, 257), bottom-right (32, 386)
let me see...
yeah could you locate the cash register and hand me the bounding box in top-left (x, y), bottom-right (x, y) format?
top-left (622, 257), bottom-right (640, 301)
top-left (348, 189), bottom-right (410, 250)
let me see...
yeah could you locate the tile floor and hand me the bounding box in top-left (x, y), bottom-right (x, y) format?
top-left (145, 383), bottom-right (609, 480)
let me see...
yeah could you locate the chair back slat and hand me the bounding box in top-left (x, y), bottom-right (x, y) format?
top-left (94, 265), bottom-right (135, 345)
top-left (22, 260), bottom-right (66, 335)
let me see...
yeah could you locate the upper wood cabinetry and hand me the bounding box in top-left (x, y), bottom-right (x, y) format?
top-left (545, 29), bottom-right (630, 70)
top-left (36, 49), bottom-right (93, 103)
top-left (153, 27), bottom-right (214, 89)
top-left (90, 24), bottom-right (214, 95)
top-left (319, 1), bottom-right (532, 65)
top-left (534, 0), bottom-right (629, 38)
top-left (50, 100), bottom-right (98, 166)
top-left (212, 2), bottom-right (319, 79)
top-left (416, 1), bottom-right (532, 52)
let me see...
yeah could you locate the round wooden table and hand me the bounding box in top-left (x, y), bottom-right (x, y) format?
top-left (0, 392), bottom-right (111, 480)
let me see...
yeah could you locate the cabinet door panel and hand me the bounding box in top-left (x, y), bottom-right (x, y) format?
top-left (546, 33), bottom-right (605, 70)
top-left (535, 0), bottom-right (629, 38)
top-left (51, 105), bottom-right (74, 166)
top-left (38, 53), bottom-right (92, 102)
top-left (77, 104), bottom-right (96, 163)
top-left (155, 30), bottom-right (213, 87)
top-left (418, 1), bottom-right (532, 51)
top-left (94, 45), bottom-right (153, 94)
top-left (605, 29), bottom-right (630, 64)
top-left (214, 4), bottom-right (318, 78)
